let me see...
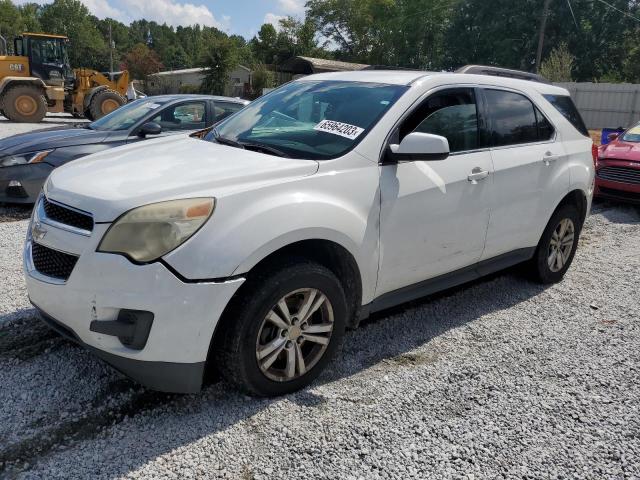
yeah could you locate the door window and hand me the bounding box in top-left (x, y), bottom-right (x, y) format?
top-left (150, 102), bottom-right (206, 131)
top-left (400, 89), bottom-right (480, 153)
top-left (485, 90), bottom-right (553, 147)
top-left (536, 107), bottom-right (555, 141)
top-left (214, 102), bottom-right (244, 122)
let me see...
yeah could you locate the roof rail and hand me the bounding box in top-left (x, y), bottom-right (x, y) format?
top-left (362, 65), bottom-right (421, 71)
top-left (456, 65), bottom-right (550, 84)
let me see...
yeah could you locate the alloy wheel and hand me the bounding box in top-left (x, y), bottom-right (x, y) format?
top-left (256, 288), bottom-right (334, 382)
top-left (548, 218), bottom-right (575, 272)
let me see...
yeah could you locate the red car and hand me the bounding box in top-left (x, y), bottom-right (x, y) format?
top-left (596, 122), bottom-right (640, 203)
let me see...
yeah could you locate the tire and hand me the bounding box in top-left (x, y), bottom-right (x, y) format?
top-left (1, 85), bottom-right (47, 123)
top-left (215, 260), bottom-right (348, 396)
top-left (84, 110), bottom-right (95, 122)
top-left (529, 204), bottom-right (581, 284)
top-left (88, 89), bottom-right (125, 120)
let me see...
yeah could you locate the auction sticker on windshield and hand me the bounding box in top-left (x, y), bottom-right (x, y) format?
top-left (314, 120), bottom-right (365, 140)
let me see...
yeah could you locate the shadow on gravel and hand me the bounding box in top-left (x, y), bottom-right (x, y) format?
top-left (0, 203), bottom-right (32, 222)
top-left (591, 198), bottom-right (640, 224)
top-left (0, 313), bottom-right (61, 361)
top-left (0, 267), bottom-right (548, 477)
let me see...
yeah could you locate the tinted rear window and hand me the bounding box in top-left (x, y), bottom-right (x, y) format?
top-left (485, 89), bottom-right (539, 147)
top-left (543, 94), bottom-right (589, 137)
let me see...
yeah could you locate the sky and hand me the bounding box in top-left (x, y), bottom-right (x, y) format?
top-left (11, 0), bottom-right (307, 39)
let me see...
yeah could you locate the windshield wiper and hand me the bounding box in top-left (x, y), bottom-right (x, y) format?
top-left (213, 131), bottom-right (244, 149)
top-left (241, 142), bottom-right (290, 158)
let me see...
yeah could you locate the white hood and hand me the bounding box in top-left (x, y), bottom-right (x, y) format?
top-left (46, 135), bottom-right (319, 222)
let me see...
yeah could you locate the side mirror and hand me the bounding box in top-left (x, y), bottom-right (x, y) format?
top-left (138, 122), bottom-right (162, 137)
top-left (387, 132), bottom-right (450, 162)
top-left (607, 132), bottom-right (619, 142)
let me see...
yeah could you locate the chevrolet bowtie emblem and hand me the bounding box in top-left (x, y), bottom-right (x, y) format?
top-left (32, 221), bottom-right (47, 241)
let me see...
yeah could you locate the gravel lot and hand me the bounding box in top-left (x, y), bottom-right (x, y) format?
top-left (0, 117), bottom-right (639, 478)
top-left (0, 200), bottom-right (637, 479)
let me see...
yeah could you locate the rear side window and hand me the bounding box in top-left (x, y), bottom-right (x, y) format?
top-left (214, 101), bottom-right (244, 121)
top-left (543, 94), bottom-right (589, 137)
top-left (484, 89), bottom-right (540, 147)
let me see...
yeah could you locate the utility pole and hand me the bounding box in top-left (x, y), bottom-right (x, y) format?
top-left (109, 22), bottom-right (114, 80)
top-left (536, 0), bottom-right (553, 72)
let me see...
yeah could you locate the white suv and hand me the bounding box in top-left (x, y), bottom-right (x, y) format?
top-left (24, 69), bottom-right (595, 396)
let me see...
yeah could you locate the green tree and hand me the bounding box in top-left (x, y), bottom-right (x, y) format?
top-left (306, 0), bottom-right (453, 67)
top-left (0, 0), bottom-right (22, 49)
top-left (539, 43), bottom-right (574, 82)
top-left (251, 64), bottom-right (275, 96)
top-left (199, 36), bottom-right (239, 95)
top-left (164, 44), bottom-right (190, 70)
top-left (39, 0), bottom-right (107, 69)
top-left (123, 42), bottom-right (163, 80)
top-left (251, 23), bottom-right (278, 64)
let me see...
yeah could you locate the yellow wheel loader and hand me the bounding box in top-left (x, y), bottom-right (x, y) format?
top-left (0, 32), bottom-right (129, 123)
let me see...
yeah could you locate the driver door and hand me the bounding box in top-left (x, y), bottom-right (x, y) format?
top-left (377, 87), bottom-right (493, 296)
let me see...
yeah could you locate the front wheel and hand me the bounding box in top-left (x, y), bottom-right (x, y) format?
top-left (215, 261), bottom-right (347, 396)
top-left (529, 204), bottom-right (581, 284)
top-left (89, 89), bottom-right (126, 120)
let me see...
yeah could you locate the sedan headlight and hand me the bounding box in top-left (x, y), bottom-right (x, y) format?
top-left (97, 198), bottom-right (215, 263)
top-left (0, 150), bottom-right (53, 167)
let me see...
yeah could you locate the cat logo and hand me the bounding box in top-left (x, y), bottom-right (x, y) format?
top-left (9, 64), bottom-right (25, 72)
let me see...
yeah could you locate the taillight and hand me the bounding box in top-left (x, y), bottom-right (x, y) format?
top-left (591, 143), bottom-right (598, 167)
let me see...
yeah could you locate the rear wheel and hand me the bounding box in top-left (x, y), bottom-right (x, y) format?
top-left (215, 261), bottom-right (347, 396)
top-left (2, 85), bottom-right (47, 123)
top-left (529, 204), bottom-right (581, 284)
top-left (88, 89), bottom-right (125, 120)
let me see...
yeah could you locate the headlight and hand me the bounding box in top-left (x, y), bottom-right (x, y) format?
top-left (97, 198), bottom-right (215, 263)
top-left (0, 150), bottom-right (53, 167)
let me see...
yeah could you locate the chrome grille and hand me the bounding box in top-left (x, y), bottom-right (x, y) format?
top-left (597, 166), bottom-right (640, 185)
top-left (42, 197), bottom-right (94, 232)
top-left (31, 242), bottom-right (79, 280)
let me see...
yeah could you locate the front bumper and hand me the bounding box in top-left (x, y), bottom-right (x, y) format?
top-left (35, 307), bottom-right (207, 393)
top-left (595, 159), bottom-right (640, 204)
top-left (0, 163), bottom-right (53, 204)
top-left (24, 196), bottom-right (245, 393)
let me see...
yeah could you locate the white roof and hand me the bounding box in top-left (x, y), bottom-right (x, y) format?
top-left (301, 70), bottom-right (434, 85)
top-left (298, 70), bottom-right (570, 95)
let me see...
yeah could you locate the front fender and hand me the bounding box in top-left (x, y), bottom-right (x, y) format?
top-left (163, 160), bottom-right (381, 303)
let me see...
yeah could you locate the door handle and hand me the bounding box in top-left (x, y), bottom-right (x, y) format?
top-left (543, 152), bottom-right (561, 165)
top-left (467, 167), bottom-right (489, 184)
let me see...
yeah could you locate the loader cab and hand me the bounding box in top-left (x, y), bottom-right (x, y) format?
top-left (15, 33), bottom-right (74, 87)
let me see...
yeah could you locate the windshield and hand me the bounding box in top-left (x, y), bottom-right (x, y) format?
top-left (30, 37), bottom-right (66, 64)
top-left (621, 123), bottom-right (640, 143)
top-left (212, 80), bottom-right (407, 159)
top-left (89, 98), bottom-right (169, 131)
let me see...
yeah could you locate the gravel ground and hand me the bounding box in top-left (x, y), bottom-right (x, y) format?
top-left (0, 199), bottom-right (638, 479)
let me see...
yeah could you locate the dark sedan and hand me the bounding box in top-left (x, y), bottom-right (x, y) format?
top-left (0, 94), bottom-right (249, 203)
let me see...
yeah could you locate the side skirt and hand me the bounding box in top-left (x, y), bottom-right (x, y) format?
top-left (363, 247), bottom-right (536, 317)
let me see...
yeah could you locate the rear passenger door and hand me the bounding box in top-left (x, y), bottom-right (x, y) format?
top-left (480, 88), bottom-right (569, 260)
